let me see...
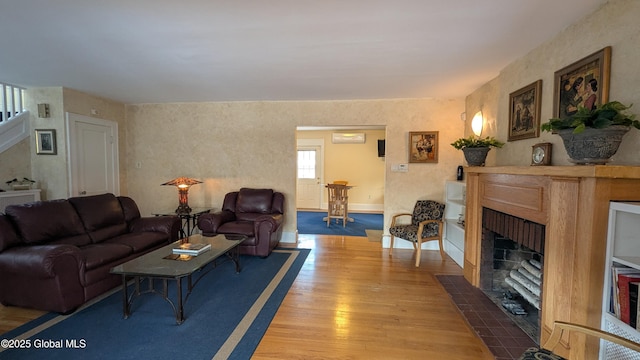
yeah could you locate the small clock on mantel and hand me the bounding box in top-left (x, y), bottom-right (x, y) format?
top-left (531, 143), bottom-right (552, 166)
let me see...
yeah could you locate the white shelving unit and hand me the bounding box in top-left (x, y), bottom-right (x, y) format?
top-left (601, 201), bottom-right (640, 359)
top-left (443, 180), bottom-right (465, 268)
top-left (0, 189), bottom-right (41, 213)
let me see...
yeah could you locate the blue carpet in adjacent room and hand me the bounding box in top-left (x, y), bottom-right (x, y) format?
top-left (0, 248), bottom-right (309, 360)
top-left (297, 211), bottom-right (383, 236)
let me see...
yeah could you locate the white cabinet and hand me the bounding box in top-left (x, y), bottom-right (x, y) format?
top-left (444, 180), bottom-right (465, 268)
top-left (0, 189), bottom-right (41, 212)
top-left (601, 201), bottom-right (640, 359)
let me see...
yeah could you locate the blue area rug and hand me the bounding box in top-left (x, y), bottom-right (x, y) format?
top-left (0, 248), bottom-right (309, 360)
top-left (297, 211), bottom-right (383, 236)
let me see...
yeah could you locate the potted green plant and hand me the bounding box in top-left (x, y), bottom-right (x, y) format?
top-left (541, 101), bottom-right (640, 164)
top-left (451, 136), bottom-right (505, 166)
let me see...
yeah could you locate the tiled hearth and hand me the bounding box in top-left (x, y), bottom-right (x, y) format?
top-left (437, 275), bottom-right (536, 360)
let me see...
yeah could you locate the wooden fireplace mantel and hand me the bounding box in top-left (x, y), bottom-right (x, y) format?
top-left (463, 165), bottom-right (640, 360)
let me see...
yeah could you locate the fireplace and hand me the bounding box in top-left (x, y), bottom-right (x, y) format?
top-left (463, 166), bottom-right (640, 359)
top-left (478, 208), bottom-right (545, 343)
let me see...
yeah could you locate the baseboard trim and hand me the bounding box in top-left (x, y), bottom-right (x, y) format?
top-left (280, 231), bottom-right (297, 243)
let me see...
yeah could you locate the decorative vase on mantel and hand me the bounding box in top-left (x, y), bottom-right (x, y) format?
top-left (557, 125), bottom-right (630, 165)
top-left (462, 147), bottom-right (491, 167)
top-left (541, 101), bottom-right (640, 165)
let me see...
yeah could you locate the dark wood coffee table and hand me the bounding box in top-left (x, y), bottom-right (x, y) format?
top-left (110, 234), bottom-right (245, 324)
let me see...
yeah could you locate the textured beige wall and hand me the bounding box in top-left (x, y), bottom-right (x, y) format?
top-left (125, 99), bottom-right (465, 241)
top-left (27, 87), bottom-right (66, 200)
top-left (297, 129), bottom-right (385, 209)
top-left (467, 0), bottom-right (640, 166)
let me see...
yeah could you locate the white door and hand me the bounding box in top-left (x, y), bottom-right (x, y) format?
top-left (66, 113), bottom-right (119, 197)
top-left (296, 144), bottom-right (322, 209)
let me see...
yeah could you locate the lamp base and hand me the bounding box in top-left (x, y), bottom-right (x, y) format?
top-left (175, 188), bottom-right (192, 213)
top-left (175, 204), bottom-right (192, 214)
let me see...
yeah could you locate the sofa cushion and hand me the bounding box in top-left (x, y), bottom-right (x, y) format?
top-left (236, 188), bottom-right (273, 214)
top-left (5, 200), bottom-right (91, 246)
top-left (69, 193), bottom-right (128, 243)
top-left (0, 216), bottom-right (21, 251)
top-left (79, 243), bottom-right (133, 271)
top-left (104, 232), bottom-right (168, 253)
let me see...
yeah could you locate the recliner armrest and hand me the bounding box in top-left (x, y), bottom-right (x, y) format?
top-left (254, 213), bottom-right (283, 231)
top-left (254, 214), bottom-right (283, 255)
top-left (198, 210), bottom-right (236, 234)
top-left (0, 244), bottom-right (82, 278)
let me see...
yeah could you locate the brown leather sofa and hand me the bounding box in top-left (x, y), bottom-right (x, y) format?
top-left (0, 193), bottom-right (180, 313)
top-left (197, 188), bottom-right (284, 257)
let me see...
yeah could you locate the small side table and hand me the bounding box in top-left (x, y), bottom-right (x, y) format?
top-left (153, 207), bottom-right (213, 238)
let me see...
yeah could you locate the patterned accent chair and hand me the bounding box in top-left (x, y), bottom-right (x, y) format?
top-left (388, 200), bottom-right (445, 267)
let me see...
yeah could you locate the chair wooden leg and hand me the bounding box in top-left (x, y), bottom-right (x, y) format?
top-left (437, 237), bottom-right (445, 260)
top-left (415, 241), bottom-right (421, 267)
top-left (389, 235), bottom-right (395, 257)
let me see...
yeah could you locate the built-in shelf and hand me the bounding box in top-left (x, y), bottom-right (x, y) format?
top-left (601, 201), bottom-right (640, 359)
top-left (444, 180), bottom-right (465, 268)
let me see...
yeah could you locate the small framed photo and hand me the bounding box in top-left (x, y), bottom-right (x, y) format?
top-left (408, 131), bottom-right (438, 163)
top-left (508, 80), bottom-right (542, 141)
top-left (35, 129), bottom-right (57, 155)
top-left (553, 46), bottom-right (611, 119)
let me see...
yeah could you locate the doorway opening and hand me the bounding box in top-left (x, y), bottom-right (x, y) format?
top-left (295, 126), bottom-right (385, 235)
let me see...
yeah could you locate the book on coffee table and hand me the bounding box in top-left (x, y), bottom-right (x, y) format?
top-left (172, 243), bottom-right (211, 256)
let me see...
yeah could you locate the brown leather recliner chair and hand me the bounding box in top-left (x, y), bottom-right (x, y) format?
top-left (197, 188), bottom-right (284, 257)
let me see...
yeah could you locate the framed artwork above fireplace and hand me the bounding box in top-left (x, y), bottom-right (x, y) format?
top-left (508, 80), bottom-right (542, 141)
top-left (553, 46), bottom-right (611, 120)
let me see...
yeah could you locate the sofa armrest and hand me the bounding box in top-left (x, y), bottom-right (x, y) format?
top-left (198, 211), bottom-right (236, 235)
top-left (0, 244), bottom-right (82, 278)
top-left (129, 216), bottom-right (181, 242)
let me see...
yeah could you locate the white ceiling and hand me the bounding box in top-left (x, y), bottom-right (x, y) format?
top-left (0, 0), bottom-right (608, 105)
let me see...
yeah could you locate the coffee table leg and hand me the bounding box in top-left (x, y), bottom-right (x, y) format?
top-left (232, 246), bottom-right (241, 273)
top-left (176, 278), bottom-right (184, 325)
top-left (122, 275), bottom-right (130, 319)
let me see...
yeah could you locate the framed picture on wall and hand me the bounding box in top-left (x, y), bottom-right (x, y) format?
top-left (508, 80), bottom-right (542, 141)
top-left (35, 129), bottom-right (57, 155)
top-left (553, 46), bottom-right (611, 119)
top-left (408, 131), bottom-right (438, 163)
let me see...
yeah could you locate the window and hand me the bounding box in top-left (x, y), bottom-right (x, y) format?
top-left (297, 149), bottom-right (316, 179)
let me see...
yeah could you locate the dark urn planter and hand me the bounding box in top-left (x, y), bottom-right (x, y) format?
top-left (557, 125), bottom-right (630, 165)
top-left (462, 147), bottom-right (491, 166)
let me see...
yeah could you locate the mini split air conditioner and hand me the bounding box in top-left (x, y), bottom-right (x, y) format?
top-left (331, 133), bottom-right (365, 144)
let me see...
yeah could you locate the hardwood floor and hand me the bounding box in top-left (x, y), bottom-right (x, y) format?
top-left (255, 235), bottom-right (493, 359)
top-left (0, 234), bottom-right (493, 359)
top-left (0, 305), bottom-right (44, 335)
